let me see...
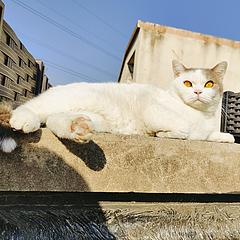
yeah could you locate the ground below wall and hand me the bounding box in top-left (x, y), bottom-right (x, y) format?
top-left (0, 200), bottom-right (239, 239)
top-left (0, 128), bottom-right (239, 193)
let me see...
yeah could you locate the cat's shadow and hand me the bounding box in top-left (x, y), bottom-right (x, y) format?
top-left (60, 139), bottom-right (106, 171)
top-left (10, 128), bottom-right (106, 172)
top-left (15, 129), bottom-right (42, 144)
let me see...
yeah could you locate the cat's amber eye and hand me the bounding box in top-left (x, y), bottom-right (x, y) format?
top-left (183, 80), bottom-right (192, 87)
top-left (204, 81), bottom-right (214, 88)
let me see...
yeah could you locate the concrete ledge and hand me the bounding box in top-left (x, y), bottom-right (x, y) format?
top-left (0, 128), bottom-right (239, 193)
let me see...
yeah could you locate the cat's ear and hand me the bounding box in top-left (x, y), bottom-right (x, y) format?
top-left (211, 61), bottom-right (228, 81)
top-left (172, 60), bottom-right (187, 77)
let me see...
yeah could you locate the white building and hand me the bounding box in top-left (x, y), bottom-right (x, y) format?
top-left (118, 20), bottom-right (240, 92)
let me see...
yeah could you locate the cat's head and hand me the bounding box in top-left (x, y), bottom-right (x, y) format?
top-left (171, 60), bottom-right (227, 112)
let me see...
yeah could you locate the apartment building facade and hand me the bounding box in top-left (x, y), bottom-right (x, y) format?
top-left (0, 1), bottom-right (50, 105)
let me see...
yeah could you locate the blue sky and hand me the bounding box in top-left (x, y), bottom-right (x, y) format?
top-left (4, 0), bottom-right (240, 86)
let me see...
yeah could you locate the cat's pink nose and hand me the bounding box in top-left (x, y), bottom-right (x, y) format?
top-left (194, 91), bottom-right (202, 95)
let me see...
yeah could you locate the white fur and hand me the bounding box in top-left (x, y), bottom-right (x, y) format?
top-left (0, 138), bottom-right (17, 153)
top-left (9, 61), bottom-right (234, 144)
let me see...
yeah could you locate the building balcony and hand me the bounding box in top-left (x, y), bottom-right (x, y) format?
top-left (0, 84), bottom-right (14, 100)
top-left (0, 41), bottom-right (18, 64)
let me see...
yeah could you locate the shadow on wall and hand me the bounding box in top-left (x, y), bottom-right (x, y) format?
top-left (0, 131), bottom-right (115, 239)
top-left (61, 139), bottom-right (107, 171)
top-left (15, 128), bottom-right (107, 172)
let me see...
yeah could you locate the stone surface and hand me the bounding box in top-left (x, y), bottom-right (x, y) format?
top-left (0, 200), bottom-right (239, 239)
top-left (0, 128), bottom-right (239, 193)
top-left (104, 202), bottom-right (240, 239)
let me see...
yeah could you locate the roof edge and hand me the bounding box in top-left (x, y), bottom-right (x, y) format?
top-left (117, 22), bottom-right (140, 82)
top-left (137, 20), bottom-right (240, 48)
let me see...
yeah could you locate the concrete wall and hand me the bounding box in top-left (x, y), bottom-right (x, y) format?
top-left (0, 128), bottom-right (239, 193)
top-left (119, 21), bottom-right (240, 92)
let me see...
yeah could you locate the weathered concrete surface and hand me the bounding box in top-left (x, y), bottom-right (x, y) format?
top-left (0, 128), bottom-right (239, 193)
top-left (0, 201), bottom-right (239, 239)
top-left (104, 202), bottom-right (240, 239)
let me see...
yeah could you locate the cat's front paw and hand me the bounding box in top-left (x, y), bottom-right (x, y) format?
top-left (70, 115), bottom-right (94, 142)
top-left (207, 132), bottom-right (235, 143)
top-left (46, 113), bottom-right (94, 142)
top-left (10, 107), bottom-right (40, 133)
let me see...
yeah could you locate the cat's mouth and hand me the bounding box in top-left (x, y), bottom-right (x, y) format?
top-left (191, 95), bottom-right (210, 104)
top-left (186, 96), bottom-right (210, 109)
top-left (189, 97), bottom-right (206, 104)
top-left (196, 98), bottom-right (205, 103)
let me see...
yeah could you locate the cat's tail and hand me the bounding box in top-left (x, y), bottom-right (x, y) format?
top-left (0, 102), bottom-right (17, 153)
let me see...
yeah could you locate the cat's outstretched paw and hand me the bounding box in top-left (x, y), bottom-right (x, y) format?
top-left (207, 132), bottom-right (235, 143)
top-left (46, 113), bottom-right (94, 142)
top-left (70, 115), bottom-right (94, 142)
top-left (10, 107), bottom-right (40, 133)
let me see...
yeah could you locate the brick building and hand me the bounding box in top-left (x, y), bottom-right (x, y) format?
top-left (0, 1), bottom-right (50, 105)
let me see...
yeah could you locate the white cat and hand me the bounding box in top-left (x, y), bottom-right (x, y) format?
top-left (8, 60), bottom-right (234, 151)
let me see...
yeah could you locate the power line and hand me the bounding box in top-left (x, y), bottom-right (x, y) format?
top-left (11, 0), bottom-right (121, 61)
top-left (19, 32), bottom-right (115, 78)
top-left (71, 0), bottom-right (128, 39)
top-left (44, 60), bottom-right (99, 82)
top-left (36, 0), bottom-right (116, 46)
